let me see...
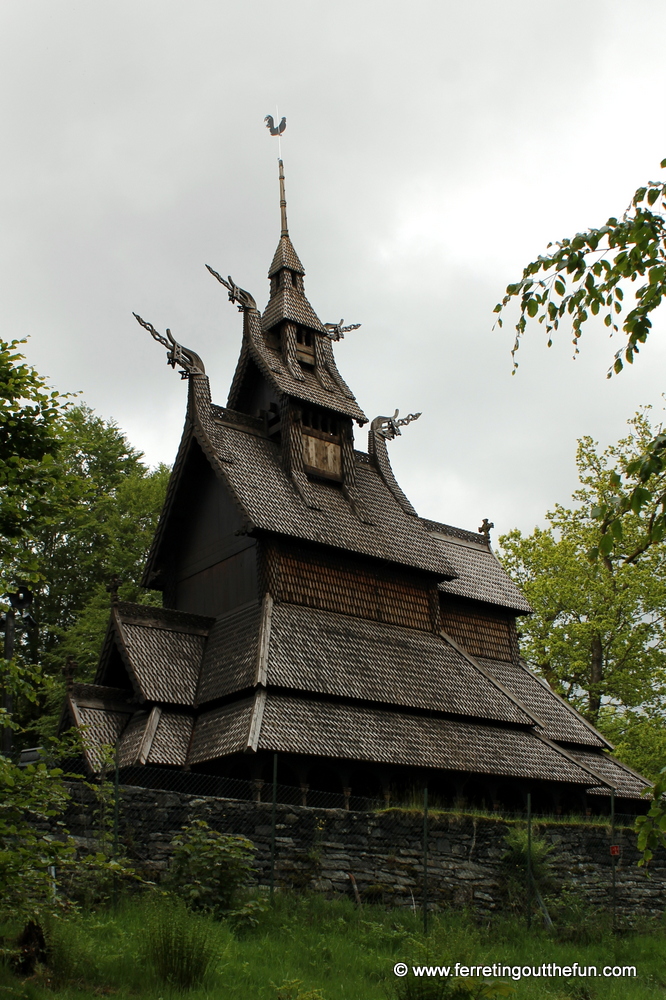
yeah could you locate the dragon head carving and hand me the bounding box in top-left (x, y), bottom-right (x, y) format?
top-left (371, 409), bottom-right (421, 441)
top-left (133, 313), bottom-right (205, 379)
top-left (206, 265), bottom-right (257, 312)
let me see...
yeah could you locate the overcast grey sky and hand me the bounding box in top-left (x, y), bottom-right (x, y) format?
top-left (3, 1), bottom-right (666, 538)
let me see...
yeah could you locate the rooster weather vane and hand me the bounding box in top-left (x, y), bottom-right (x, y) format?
top-left (265, 115), bottom-right (286, 136)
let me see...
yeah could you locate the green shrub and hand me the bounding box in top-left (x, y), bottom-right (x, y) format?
top-left (163, 818), bottom-right (256, 915)
top-left (501, 826), bottom-right (553, 887)
top-left (142, 897), bottom-right (218, 989)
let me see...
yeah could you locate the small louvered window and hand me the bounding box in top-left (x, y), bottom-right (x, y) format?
top-left (301, 408), bottom-right (342, 481)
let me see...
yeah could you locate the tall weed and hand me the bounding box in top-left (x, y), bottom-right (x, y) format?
top-left (142, 897), bottom-right (218, 989)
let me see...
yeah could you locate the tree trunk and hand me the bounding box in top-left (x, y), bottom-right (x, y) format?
top-left (588, 634), bottom-right (603, 722)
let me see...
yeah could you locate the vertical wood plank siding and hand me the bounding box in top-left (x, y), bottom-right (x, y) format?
top-left (263, 540), bottom-right (441, 632)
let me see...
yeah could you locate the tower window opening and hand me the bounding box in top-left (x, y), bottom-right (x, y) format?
top-left (302, 408), bottom-right (339, 438)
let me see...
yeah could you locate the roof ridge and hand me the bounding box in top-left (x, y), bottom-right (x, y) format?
top-left (115, 601), bottom-right (214, 632)
top-left (421, 518), bottom-right (489, 546)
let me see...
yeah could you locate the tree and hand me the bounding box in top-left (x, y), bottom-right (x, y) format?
top-left (494, 162), bottom-right (666, 840)
top-left (8, 406), bottom-right (170, 740)
top-left (494, 159), bottom-right (666, 378)
top-left (0, 338), bottom-right (70, 586)
top-left (1, 341), bottom-right (170, 741)
top-left (494, 161), bottom-right (666, 565)
top-left (498, 411), bottom-right (666, 763)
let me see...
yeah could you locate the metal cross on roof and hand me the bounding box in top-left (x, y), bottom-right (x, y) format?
top-left (106, 574), bottom-right (122, 606)
top-left (478, 518), bottom-right (494, 540)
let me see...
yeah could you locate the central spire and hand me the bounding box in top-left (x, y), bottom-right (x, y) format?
top-left (279, 158), bottom-right (289, 237)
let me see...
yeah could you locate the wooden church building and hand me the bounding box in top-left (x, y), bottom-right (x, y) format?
top-left (64, 160), bottom-right (650, 813)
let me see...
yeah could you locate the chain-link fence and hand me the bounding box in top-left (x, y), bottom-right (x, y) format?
top-left (56, 760), bottom-right (663, 932)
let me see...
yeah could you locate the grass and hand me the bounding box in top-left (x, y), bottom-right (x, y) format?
top-left (374, 804), bottom-right (637, 831)
top-left (1, 894), bottom-right (664, 999)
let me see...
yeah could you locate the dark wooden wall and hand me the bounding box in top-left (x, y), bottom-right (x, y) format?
top-left (165, 441), bottom-right (259, 617)
top-left (439, 597), bottom-right (519, 662)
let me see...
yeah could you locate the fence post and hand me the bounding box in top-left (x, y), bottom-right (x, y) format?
top-left (113, 742), bottom-right (120, 910)
top-left (270, 752), bottom-right (278, 899)
top-left (423, 785), bottom-right (429, 935)
top-left (526, 792), bottom-right (532, 930)
top-left (611, 788), bottom-right (616, 933)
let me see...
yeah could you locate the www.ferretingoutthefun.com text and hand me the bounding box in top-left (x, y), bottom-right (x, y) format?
top-left (392, 962), bottom-right (637, 982)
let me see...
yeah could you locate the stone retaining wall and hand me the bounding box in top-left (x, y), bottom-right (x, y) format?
top-left (63, 782), bottom-right (666, 919)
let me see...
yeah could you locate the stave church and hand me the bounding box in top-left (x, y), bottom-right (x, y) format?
top-left (62, 154), bottom-right (650, 814)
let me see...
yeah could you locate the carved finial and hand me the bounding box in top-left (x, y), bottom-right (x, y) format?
top-left (106, 574), bottom-right (122, 606)
top-left (62, 657), bottom-right (77, 691)
top-left (324, 319), bottom-right (362, 342)
top-left (205, 266), bottom-right (257, 312)
top-left (372, 409), bottom-right (421, 441)
top-left (133, 313), bottom-right (205, 379)
top-left (478, 518), bottom-right (494, 541)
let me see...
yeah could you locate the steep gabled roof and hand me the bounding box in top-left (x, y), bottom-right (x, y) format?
top-left (118, 707), bottom-right (194, 767)
top-left (268, 234), bottom-right (305, 276)
top-left (194, 600), bottom-right (535, 724)
top-left (262, 285), bottom-right (327, 334)
top-left (227, 306), bottom-right (367, 422)
top-left (573, 748), bottom-right (651, 800)
top-left (423, 519), bottom-right (532, 613)
top-left (218, 424), bottom-right (454, 574)
top-left (65, 683), bottom-right (134, 771)
top-left (196, 603), bottom-right (262, 704)
top-left (266, 603), bottom-right (533, 724)
top-left (96, 602), bottom-right (214, 706)
top-left (144, 399), bottom-right (457, 582)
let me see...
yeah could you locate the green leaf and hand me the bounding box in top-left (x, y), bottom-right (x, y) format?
top-left (598, 533), bottom-right (614, 556)
top-left (526, 298), bottom-right (539, 318)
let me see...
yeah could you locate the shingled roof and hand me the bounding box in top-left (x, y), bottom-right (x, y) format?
top-left (226, 316), bottom-right (367, 422)
top-left (423, 519), bottom-right (532, 613)
top-left (189, 692), bottom-right (604, 787)
top-left (477, 657), bottom-right (609, 749)
top-left (266, 603), bottom-right (534, 724)
top-left (268, 234), bottom-right (305, 276)
top-left (144, 416), bottom-right (458, 584)
top-left (573, 749), bottom-right (652, 800)
top-left (65, 683), bottom-right (134, 771)
top-left (97, 603), bottom-right (213, 706)
top-left (70, 158), bottom-right (654, 812)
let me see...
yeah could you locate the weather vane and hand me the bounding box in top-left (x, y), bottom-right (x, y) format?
top-left (265, 109), bottom-right (286, 158)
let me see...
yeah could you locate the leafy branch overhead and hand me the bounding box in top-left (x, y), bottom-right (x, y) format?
top-left (495, 158), bottom-right (666, 377)
top-left (494, 161), bottom-right (666, 562)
